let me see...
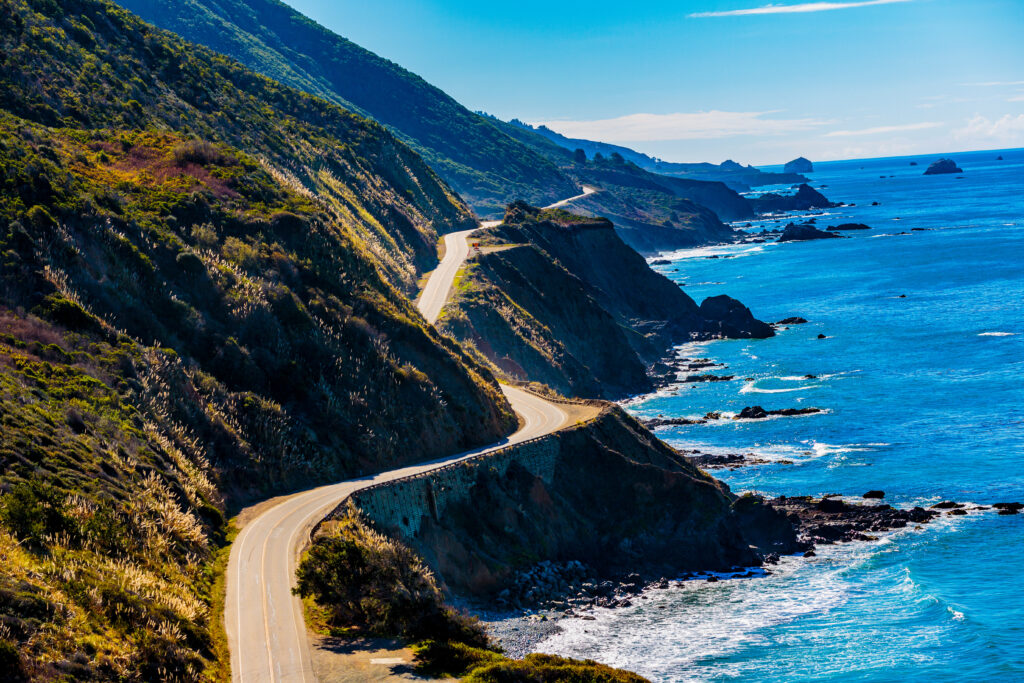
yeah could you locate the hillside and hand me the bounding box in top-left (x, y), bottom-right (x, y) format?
top-left (114, 0), bottom-right (581, 217)
top-left (0, 0), bottom-right (517, 677)
top-left (437, 204), bottom-right (773, 398)
top-left (493, 117), bottom-right (748, 253)
top-left (348, 406), bottom-right (798, 597)
top-left (508, 119), bottom-right (809, 190)
top-left (3, 0), bottom-right (491, 295)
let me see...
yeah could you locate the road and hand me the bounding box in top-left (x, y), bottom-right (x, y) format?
top-left (225, 188), bottom-right (593, 682)
top-left (417, 185), bottom-right (596, 325)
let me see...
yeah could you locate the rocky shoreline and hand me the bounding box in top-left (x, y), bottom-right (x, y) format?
top-left (481, 492), bottom-right (1022, 656)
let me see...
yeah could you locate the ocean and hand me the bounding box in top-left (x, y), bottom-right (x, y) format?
top-left (534, 148), bottom-right (1024, 681)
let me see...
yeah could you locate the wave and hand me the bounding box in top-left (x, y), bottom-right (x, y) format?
top-left (653, 242), bottom-right (772, 262)
top-left (978, 331), bottom-right (1016, 336)
top-left (740, 384), bottom-right (819, 394)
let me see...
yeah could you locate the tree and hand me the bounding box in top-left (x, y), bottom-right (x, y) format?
top-left (572, 148), bottom-right (587, 164)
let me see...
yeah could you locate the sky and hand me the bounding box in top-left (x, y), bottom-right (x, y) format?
top-left (282, 0), bottom-right (1024, 166)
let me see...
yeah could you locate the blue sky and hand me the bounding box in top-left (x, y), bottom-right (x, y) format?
top-left (283, 0), bottom-right (1024, 165)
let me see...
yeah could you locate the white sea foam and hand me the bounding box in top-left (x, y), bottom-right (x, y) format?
top-left (740, 383), bottom-right (820, 394)
top-left (654, 242), bottom-right (771, 262)
top-left (978, 331), bottom-right (1016, 336)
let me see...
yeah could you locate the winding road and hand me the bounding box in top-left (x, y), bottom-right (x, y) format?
top-left (225, 187), bottom-right (595, 682)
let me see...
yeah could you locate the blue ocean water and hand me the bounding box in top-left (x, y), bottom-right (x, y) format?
top-left (536, 149), bottom-right (1024, 681)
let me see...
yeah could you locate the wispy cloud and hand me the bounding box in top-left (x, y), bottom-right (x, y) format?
top-left (689, 0), bottom-right (912, 18)
top-left (1009, 94), bottom-right (1024, 102)
top-left (961, 80), bottom-right (1024, 87)
top-left (534, 111), bottom-right (830, 142)
top-left (954, 114), bottom-right (1024, 144)
top-left (824, 122), bottom-right (944, 137)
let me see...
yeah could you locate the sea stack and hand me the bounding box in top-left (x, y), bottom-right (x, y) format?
top-left (778, 223), bottom-right (843, 242)
top-left (924, 158), bottom-right (963, 175)
top-left (784, 156), bottom-right (814, 174)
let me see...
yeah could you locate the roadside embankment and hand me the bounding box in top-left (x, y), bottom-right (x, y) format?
top-left (334, 404), bottom-right (797, 599)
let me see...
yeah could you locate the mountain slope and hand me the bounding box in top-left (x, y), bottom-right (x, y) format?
top-left (0, 0), bottom-right (517, 677)
top-left (115, 0), bottom-right (580, 217)
top-left (509, 119), bottom-right (809, 190)
top-left (492, 119), bottom-right (745, 252)
top-left (2, 0), bottom-right (483, 294)
top-left (438, 205), bottom-right (773, 398)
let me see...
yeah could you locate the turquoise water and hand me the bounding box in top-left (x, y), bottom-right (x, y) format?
top-left (536, 149), bottom-right (1024, 681)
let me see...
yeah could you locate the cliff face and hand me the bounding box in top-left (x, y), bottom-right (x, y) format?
top-left (438, 206), bottom-right (773, 399)
top-left (438, 244), bottom-right (653, 398)
top-left (349, 407), bottom-right (797, 596)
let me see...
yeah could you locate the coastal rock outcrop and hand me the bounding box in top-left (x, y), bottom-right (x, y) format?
top-left (347, 408), bottom-right (801, 598)
top-left (439, 205), bottom-right (774, 399)
top-left (769, 496), bottom-right (939, 545)
top-left (699, 295), bottom-right (776, 339)
top-left (828, 223), bottom-right (872, 231)
top-left (735, 406), bottom-right (823, 419)
top-left (924, 158), bottom-right (963, 175)
top-left (784, 157), bottom-right (814, 174)
top-left (749, 183), bottom-right (839, 213)
top-left (778, 223), bottom-right (843, 242)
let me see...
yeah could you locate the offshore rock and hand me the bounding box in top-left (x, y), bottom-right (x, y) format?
top-left (924, 158), bottom-right (963, 175)
top-left (778, 223), bottom-right (843, 242)
top-left (784, 157), bottom-right (814, 174)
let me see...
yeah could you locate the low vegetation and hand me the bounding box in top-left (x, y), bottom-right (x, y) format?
top-left (297, 505), bottom-right (649, 682)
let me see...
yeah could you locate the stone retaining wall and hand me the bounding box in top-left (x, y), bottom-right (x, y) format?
top-left (332, 413), bottom-right (602, 538)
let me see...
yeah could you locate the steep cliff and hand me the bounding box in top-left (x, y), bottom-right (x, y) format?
top-left (437, 205), bottom-right (773, 399)
top-left (348, 407), bottom-right (797, 597)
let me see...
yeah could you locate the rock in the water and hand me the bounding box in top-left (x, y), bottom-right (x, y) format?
top-left (863, 490), bottom-right (885, 499)
top-left (776, 316), bottom-right (808, 325)
top-left (736, 406), bottom-right (769, 420)
top-left (778, 222), bottom-right (842, 242)
top-left (817, 333), bottom-right (827, 339)
top-left (997, 155), bottom-right (1004, 161)
top-left (828, 223), bottom-right (872, 231)
top-left (924, 158), bottom-right (963, 175)
top-left (909, 161), bottom-right (918, 166)
top-left (784, 157), bottom-right (814, 174)
top-left (699, 295), bottom-right (775, 338)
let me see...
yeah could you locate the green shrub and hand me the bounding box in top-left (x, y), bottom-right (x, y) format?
top-left (0, 639), bottom-right (27, 682)
top-left (294, 505), bottom-right (489, 646)
top-left (25, 205), bottom-right (56, 228)
top-left (413, 640), bottom-right (504, 678)
top-left (413, 641), bottom-right (650, 683)
top-left (464, 653), bottom-right (650, 683)
top-left (0, 481), bottom-right (74, 550)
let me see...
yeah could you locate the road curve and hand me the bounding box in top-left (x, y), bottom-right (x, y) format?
top-left (417, 185), bottom-right (596, 326)
top-left (226, 189), bottom-right (589, 682)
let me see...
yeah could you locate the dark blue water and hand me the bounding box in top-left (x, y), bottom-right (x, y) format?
top-left (537, 149), bottom-right (1024, 681)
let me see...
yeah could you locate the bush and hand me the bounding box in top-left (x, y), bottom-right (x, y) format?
top-left (172, 140), bottom-right (235, 167)
top-left (25, 205), bottom-right (56, 228)
top-left (464, 653), bottom-right (650, 683)
top-left (294, 505), bottom-right (489, 646)
top-left (413, 640), bottom-right (504, 678)
top-left (413, 642), bottom-right (650, 683)
top-left (0, 481), bottom-right (74, 550)
top-left (0, 640), bottom-right (27, 682)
